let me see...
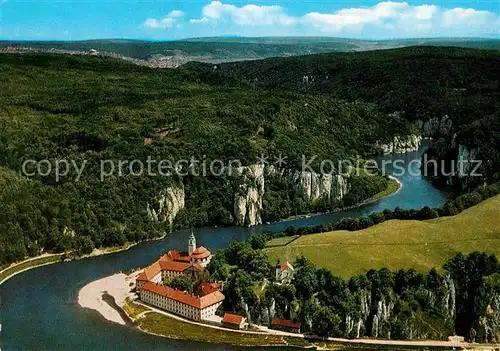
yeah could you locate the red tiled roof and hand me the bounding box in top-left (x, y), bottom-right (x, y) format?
top-left (137, 260), bottom-right (162, 281)
top-left (191, 246), bottom-right (211, 259)
top-left (222, 313), bottom-right (245, 325)
top-left (144, 138), bottom-right (153, 145)
top-left (280, 261), bottom-right (293, 272)
top-left (271, 318), bottom-right (300, 329)
top-left (200, 281), bottom-right (221, 295)
top-left (141, 281), bottom-right (225, 309)
top-left (164, 250), bottom-right (191, 262)
top-left (159, 260), bottom-right (192, 272)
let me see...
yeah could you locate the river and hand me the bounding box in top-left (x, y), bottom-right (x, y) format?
top-left (0, 143), bottom-right (447, 350)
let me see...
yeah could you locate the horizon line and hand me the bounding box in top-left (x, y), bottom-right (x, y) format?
top-left (1, 36), bottom-right (499, 43)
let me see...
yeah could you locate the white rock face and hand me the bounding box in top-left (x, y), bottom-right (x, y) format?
top-left (292, 171), bottom-right (333, 200)
top-left (147, 186), bottom-right (185, 227)
top-left (457, 144), bottom-right (480, 178)
top-left (377, 134), bottom-right (422, 155)
top-left (233, 164), bottom-right (265, 226)
top-left (270, 166), bottom-right (349, 202)
top-left (416, 115), bottom-right (453, 137)
top-left (233, 164), bottom-right (349, 227)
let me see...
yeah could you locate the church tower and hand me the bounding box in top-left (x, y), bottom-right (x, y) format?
top-left (188, 231), bottom-right (196, 256)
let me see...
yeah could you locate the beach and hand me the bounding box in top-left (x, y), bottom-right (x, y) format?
top-left (78, 271), bottom-right (140, 325)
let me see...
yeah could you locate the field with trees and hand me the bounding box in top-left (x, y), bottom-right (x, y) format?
top-left (208, 212), bottom-right (500, 342)
top-left (264, 194), bottom-right (500, 277)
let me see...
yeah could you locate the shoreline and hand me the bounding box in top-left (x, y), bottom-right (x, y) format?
top-left (281, 175), bottom-right (402, 223)
top-left (0, 178), bottom-right (403, 287)
top-left (0, 242), bottom-right (139, 286)
top-left (78, 272), bottom-right (140, 326)
top-left (78, 272), bottom-right (486, 350)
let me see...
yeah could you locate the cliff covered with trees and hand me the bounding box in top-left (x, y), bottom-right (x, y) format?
top-left (186, 46), bottom-right (500, 187)
top-left (209, 236), bottom-right (500, 343)
top-left (0, 53), bottom-right (410, 264)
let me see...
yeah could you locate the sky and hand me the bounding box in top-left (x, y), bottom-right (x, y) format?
top-left (1, 0), bottom-right (499, 40)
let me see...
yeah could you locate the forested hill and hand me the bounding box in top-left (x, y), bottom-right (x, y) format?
top-left (3, 38), bottom-right (499, 62)
top-left (185, 46), bottom-right (500, 183)
top-left (0, 53), bottom-right (412, 264)
top-left (186, 46), bottom-right (500, 123)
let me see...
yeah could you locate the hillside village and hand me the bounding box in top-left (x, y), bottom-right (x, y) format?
top-left (133, 232), bottom-right (298, 332)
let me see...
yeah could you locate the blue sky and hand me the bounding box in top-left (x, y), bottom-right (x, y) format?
top-left (1, 0), bottom-right (499, 40)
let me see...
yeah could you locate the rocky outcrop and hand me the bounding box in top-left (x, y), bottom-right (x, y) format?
top-left (416, 115), bottom-right (453, 137)
top-left (147, 186), bottom-right (185, 227)
top-left (233, 164), bottom-right (265, 226)
top-left (377, 134), bottom-right (422, 155)
top-left (269, 165), bottom-right (349, 202)
top-left (457, 144), bottom-right (480, 178)
top-left (443, 274), bottom-right (456, 319)
top-left (476, 274), bottom-right (500, 343)
top-left (233, 164), bottom-right (350, 227)
top-left (292, 171), bottom-right (348, 201)
top-left (372, 299), bottom-right (394, 338)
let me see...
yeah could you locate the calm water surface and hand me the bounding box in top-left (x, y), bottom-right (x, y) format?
top-left (0, 144), bottom-right (447, 350)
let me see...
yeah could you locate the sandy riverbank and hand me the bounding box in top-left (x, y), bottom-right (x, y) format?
top-left (78, 271), bottom-right (140, 325)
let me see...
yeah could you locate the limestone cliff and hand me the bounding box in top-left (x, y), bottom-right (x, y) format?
top-left (476, 274), bottom-right (500, 343)
top-left (416, 115), bottom-right (453, 137)
top-left (457, 144), bottom-right (480, 178)
top-left (269, 166), bottom-right (349, 202)
top-left (377, 134), bottom-right (422, 155)
top-left (147, 186), bottom-right (185, 227)
top-left (232, 164), bottom-right (349, 227)
top-left (233, 164), bottom-right (265, 226)
top-left (289, 170), bottom-right (348, 201)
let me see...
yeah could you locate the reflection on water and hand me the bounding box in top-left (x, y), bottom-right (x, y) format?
top-left (0, 144), bottom-right (447, 350)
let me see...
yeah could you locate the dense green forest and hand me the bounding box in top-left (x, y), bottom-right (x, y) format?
top-left (0, 53), bottom-right (408, 264)
top-left (209, 235), bottom-right (500, 342)
top-left (186, 46), bottom-right (500, 185)
top-left (1, 46), bottom-right (499, 265)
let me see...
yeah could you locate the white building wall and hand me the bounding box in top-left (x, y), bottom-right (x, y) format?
top-left (151, 272), bottom-right (162, 284)
top-left (139, 289), bottom-right (221, 321)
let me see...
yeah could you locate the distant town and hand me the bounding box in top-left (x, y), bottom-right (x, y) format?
top-left (0, 45), bottom-right (188, 68)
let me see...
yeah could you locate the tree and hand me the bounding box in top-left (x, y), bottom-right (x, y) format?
top-left (312, 306), bottom-right (341, 337)
top-left (418, 206), bottom-right (439, 220)
top-left (168, 275), bottom-right (193, 293)
top-left (248, 234), bottom-right (267, 250)
top-left (74, 236), bottom-right (94, 256)
top-left (293, 256), bottom-right (319, 299)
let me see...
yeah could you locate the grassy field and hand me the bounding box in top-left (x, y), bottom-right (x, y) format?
top-left (265, 235), bottom-right (300, 248)
top-left (123, 299), bottom-right (337, 348)
top-left (0, 254), bottom-right (64, 285)
top-left (265, 195), bottom-right (500, 278)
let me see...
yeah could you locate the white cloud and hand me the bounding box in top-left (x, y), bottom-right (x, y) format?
top-left (200, 1), bottom-right (296, 26)
top-left (300, 1), bottom-right (498, 37)
top-left (167, 10), bottom-right (184, 18)
top-left (145, 1), bottom-right (499, 37)
top-left (144, 18), bottom-right (174, 29)
top-left (442, 7), bottom-right (499, 30)
top-left (190, 17), bottom-right (210, 24)
top-left (144, 9), bottom-right (184, 29)
top-left (302, 2), bottom-right (441, 32)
